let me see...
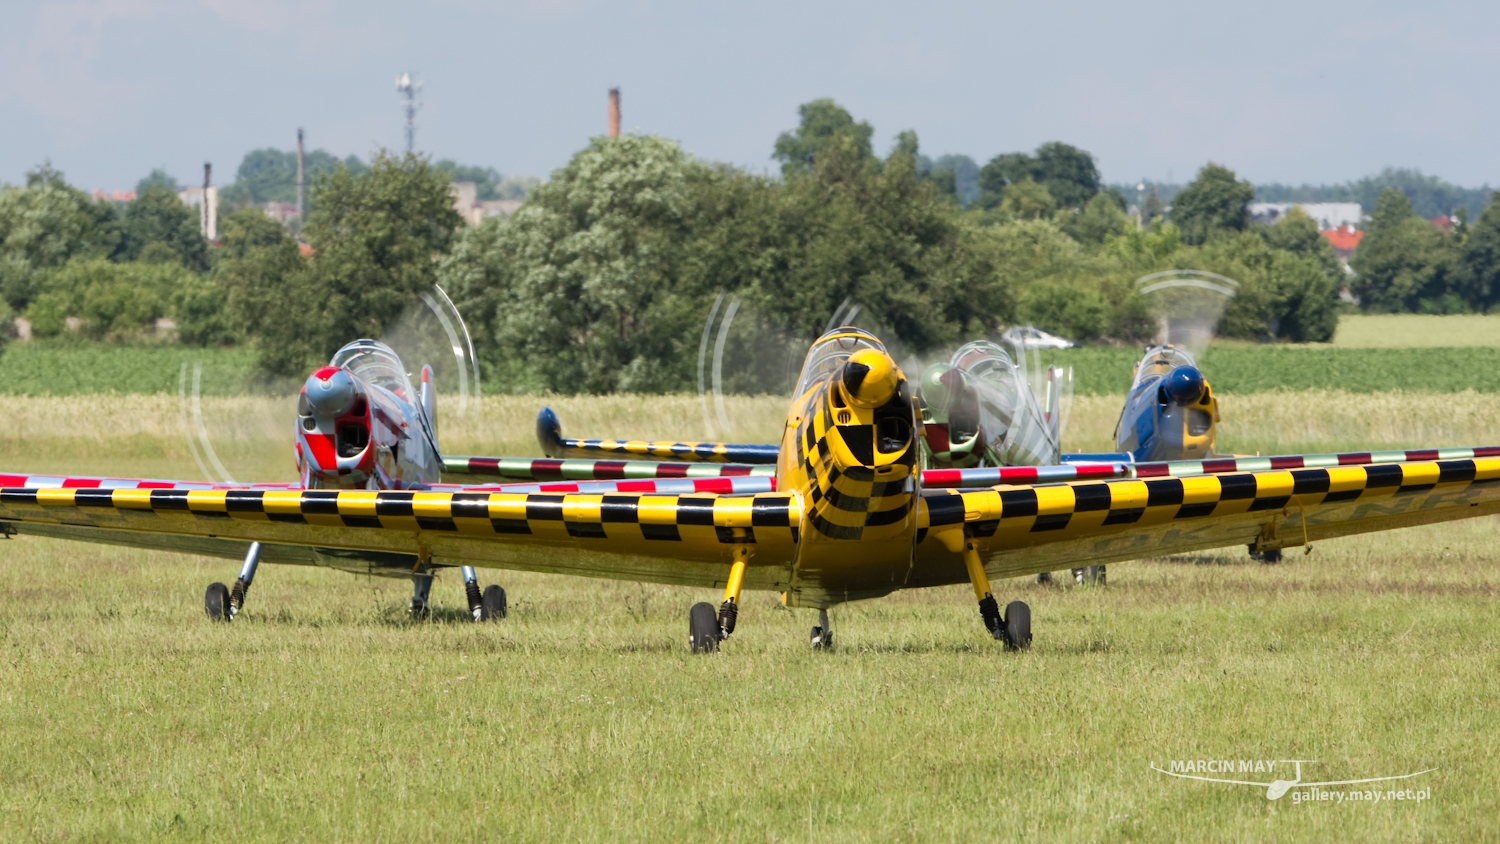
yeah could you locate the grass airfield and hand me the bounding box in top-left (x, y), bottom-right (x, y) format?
top-left (2, 391), bottom-right (1499, 840)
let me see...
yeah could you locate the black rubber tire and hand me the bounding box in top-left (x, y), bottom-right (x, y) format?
top-left (1037, 571), bottom-right (1053, 584)
top-left (1003, 600), bottom-right (1032, 651)
top-left (480, 585), bottom-right (507, 620)
top-left (205, 582), bottom-right (230, 622)
top-left (688, 602), bottom-right (719, 653)
top-left (1261, 549), bottom-right (1283, 564)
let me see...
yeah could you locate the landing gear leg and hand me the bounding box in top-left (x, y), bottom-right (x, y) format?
top-left (461, 565), bottom-right (508, 622)
top-left (461, 566), bottom-right (482, 621)
top-left (409, 570), bottom-right (434, 620)
top-left (717, 547), bottom-right (750, 640)
top-left (207, 541), bottom-right (261, 622)
top-left (228, 542), bottom-right (261, 621)
top-left (810, 608), bottom-right (834, 650)
top-left (964, 539), bottom-right (1030, 649)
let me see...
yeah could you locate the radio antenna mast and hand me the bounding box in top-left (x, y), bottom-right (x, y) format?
top-left (395, 72), bottom-right (422, 153)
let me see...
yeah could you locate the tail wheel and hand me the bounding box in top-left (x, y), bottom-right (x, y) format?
top-left (1002, 600), bottom-right (1031, 651)
top-left (810, 627), bottom-right (834, 650)
top-left (688, 602), bottom-right (720, 653)
top-left (205, 582), bottom-right (230, 622)
top-left (480, 585), bottom-right (507, 620)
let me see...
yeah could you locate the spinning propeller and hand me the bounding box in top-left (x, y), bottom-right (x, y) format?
top-left (177, 285), bottom-right (482, 485)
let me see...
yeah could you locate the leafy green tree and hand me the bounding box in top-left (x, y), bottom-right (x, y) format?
top-left (1262, 207), bottom-right (1343, 281)
top-left (1065, 192), bottom-right (1130, 244)
top-left (750, 134), bottom-right (1014, 353)
top-left (925, 154), bottom-right (980, 206)
top-left (135, 168), bottom-right (179, 194)
top-left (201, 208), bottom-right (304, 347)
top-left (976, 143), bottom-right (1100, 212)
top-left (1350, 189), bottom-right (1460, 313)
top-left (221, 149), bottom-right (366, 206)
top-left (1000, 179), bottom-right (1055, 220)
top-left (1456, 193), bottom-right (1500, 311)
top-left (772, 99), bottom-right (874, 177)
top-left (1171, 163), bottom-right (1254, 245)
top-left (26, 258), bottom-right (188, 340)
top-left (1030, 142), bottom-right (1101, 210)
top-left (254, 151), bottom-right (463, 376)
top-left (974, 153), bottom-right (1022, 210)
top-left (0, 167), bottom-right (122, 309)
top-left (444, 133), bottom-right (1016, 393)
top-left (443, 135), bottom-right (737, 393)
top-left (119, 184), bottom-right (209, 271)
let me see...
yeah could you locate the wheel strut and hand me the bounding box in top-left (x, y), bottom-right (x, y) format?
top-left (718, 547), bottom-right (750, 639)
top-left (225, 542), bottom-right (262, 622)
top-left (461, 565), bottom-right (483, 621)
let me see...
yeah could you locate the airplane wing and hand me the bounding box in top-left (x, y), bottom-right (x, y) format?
top-left (0, 477), bottom-right (802, 591)
top-left (535, 407), bottom-right (780, 464)
top-left (440, 455), bottom-right (774, 480)
top-left (911, 453), bottom-right (1500, 585)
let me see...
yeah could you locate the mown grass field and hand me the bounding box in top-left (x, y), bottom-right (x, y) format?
top-left (1, 389), bottom-right (1498, 841)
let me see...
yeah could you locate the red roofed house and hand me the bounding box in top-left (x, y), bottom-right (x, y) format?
top-left (1321, 224), bottom-right (1363, 261)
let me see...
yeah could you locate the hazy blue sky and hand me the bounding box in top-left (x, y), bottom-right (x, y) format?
top-left (3, 0), bottom-right (1497, 191)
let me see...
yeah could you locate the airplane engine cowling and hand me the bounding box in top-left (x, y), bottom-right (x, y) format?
top-left (297, 367), bottom-right (374, 488)
top-left (1160, 365), bottom-right (1206, 405)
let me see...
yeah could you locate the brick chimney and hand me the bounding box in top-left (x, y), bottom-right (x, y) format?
top-left (608, 88), bottom-right (621, 138)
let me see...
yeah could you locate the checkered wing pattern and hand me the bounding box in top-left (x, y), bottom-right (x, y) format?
top-left (914, 455), bottom-right (1500, 583)
top-left (0, 484), bottom-right (802, 590)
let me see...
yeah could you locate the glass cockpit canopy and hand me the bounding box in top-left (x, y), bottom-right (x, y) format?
top-left (1129, 344), bottom-right (1198, 393)
top-left (793, 328), bottom-right (887, 399)
top-left (331, 339), bottom-right (414, 400)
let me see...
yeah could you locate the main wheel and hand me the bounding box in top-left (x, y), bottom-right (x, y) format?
top-left (1260, 549), bottom-right (1283, 564)
top-left (480, 585), bottom-right (507, 620)
top-left (1002, 600), bottom-right (1031, 651)
top-left (688, 602), bottom-right (719, 653)
top-left (205, 582), bottom-right (230, 622)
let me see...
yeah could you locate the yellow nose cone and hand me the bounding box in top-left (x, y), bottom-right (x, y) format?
top-left (841, 348), bottom-right (899, 408)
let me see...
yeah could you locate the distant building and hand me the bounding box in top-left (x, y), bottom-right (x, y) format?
top-left (262, 202), bottom-right (300, 225)
top-left (451, 181), bottom-right (523, 226)
top-left (178, 185), bottom-right (218, 240)
top-left (1321, 224), bottom-right (1363, 261)
top-left (1249, 202), bottom-right (1364, 230)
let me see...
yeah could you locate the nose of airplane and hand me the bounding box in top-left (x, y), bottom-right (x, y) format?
top-left (842, 349), bottom-right (899, 408)
top-left (1163, 365), bottom-right (1206, 405)
top-left (305, 366), bottom-right (357, 417)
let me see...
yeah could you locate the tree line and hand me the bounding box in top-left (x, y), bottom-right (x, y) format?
top-left (2, 99), bottom-right (1498, 393)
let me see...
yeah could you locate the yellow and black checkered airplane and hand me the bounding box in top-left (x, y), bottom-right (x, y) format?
top-left (4, 327), bottom-right (1500, 651)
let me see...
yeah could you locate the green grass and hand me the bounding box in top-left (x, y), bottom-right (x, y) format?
top-left (1333, 314), bottom-right (1500, 348)
top-left (1, 394), bottom-right (1498, 840)
top-left (0, 344), bottom-right (259, 396)
top-left (0, 512), bottom-right (1494, 840)
top-left (10, 318), bottom-right (1500, 398)
top-left (1041, 346), bottom-right (1500, 395)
